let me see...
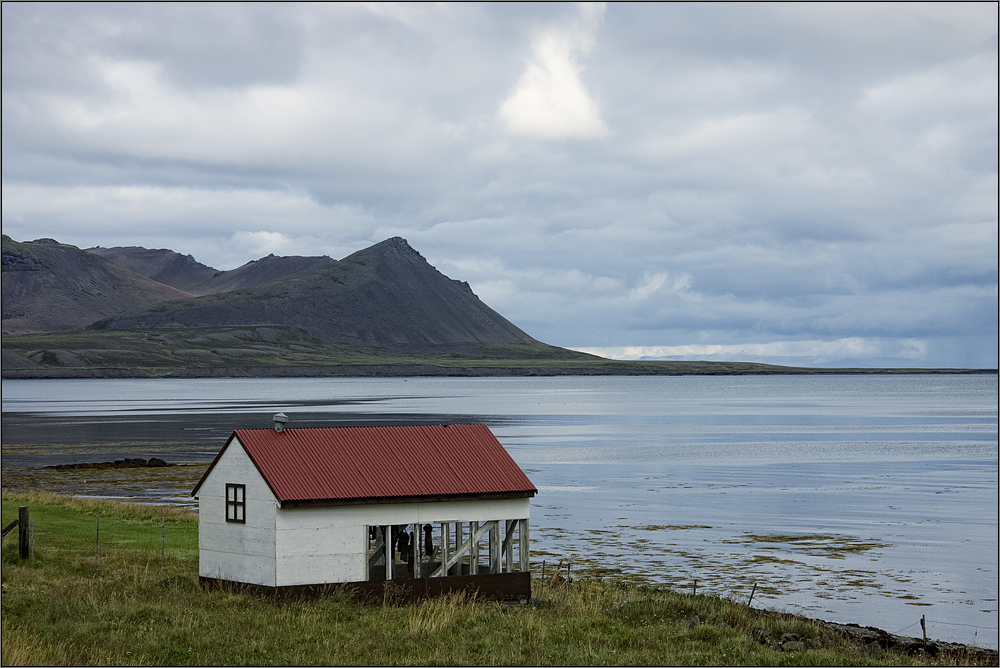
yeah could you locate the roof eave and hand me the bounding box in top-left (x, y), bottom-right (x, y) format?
top-left (190, 432), bottom-right (283, 504)
top-left (190, 431), bottom-right (239, 497)
top-left (278, 489), bottom-right (536, 509)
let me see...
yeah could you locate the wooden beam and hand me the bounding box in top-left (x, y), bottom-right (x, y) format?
top-left (502, 520), bottom-right (516, 573)
top-left (429, 520), bottom-right (495, 577)
top-left (367, 529), bottom-right (386, 573)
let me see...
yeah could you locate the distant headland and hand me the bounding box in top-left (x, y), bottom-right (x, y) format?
top-left (2, 235), bottom-right (994, 379)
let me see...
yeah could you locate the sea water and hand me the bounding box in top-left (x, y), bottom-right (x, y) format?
top-left (2, 374), bottom-right (996, 646)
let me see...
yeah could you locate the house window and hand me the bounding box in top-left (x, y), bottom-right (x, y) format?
top-left (226, 484), bottom-right (246, 523)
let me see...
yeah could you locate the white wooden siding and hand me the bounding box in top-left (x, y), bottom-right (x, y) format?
top-left (197, 437), bottom-right (278, 586)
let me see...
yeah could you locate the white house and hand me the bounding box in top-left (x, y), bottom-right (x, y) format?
top-left (191, 417), bottom-right (537, 600)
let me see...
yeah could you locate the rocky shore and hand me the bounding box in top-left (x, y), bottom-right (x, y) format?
top-left (753, 608), bottom-right (998, 665)
top-left (45, 458), bottom-right (172, 470)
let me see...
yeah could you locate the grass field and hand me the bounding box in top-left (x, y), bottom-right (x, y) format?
top-left (0, 491), bottom-right (982, 666)
top-left (6, 326), bottom-right (988, 378)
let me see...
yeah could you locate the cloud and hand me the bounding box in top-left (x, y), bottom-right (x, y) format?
top-left (497, 3), bottom-right (609, 139)
top-left (627, 272), bottom-right (693, 301)
top-left (572, 337), bottom-right (948, 368)
top-left (0, 183), bottom-right (379, 268)
top-left (2, 3), bottom-right (996, 368)
top-left (230, 231), bottom-right (294, 259)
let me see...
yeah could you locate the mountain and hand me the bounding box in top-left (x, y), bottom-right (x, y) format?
top-left (87, 245), bottom-right (337, 296)
top-left (5, 236), bottom-right (985, 377)
top-left (2, 235), bottom-right (194, 335)
top-left (4, 234), bottom-right (550, 356)
top-left (86, 246), bottom-right (219, 293)
top-left (91, 237), bottom-right (539, 354)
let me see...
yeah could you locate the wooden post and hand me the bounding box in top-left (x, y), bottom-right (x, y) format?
top-left (920, 615), bottom-right (926, 642)
top-left (493, 521), bottom-right (501, 574)
top-left (18, 507), bottom-right (29, 559)
top-left (747, 582), bottom-right (757, 607)
top-left (470, 521), bottom-right (478, 575)
top-left (440, 523), bottom-right (449, 577)
top-left (488, 521), bottom-right (496, 574)
top-left (504, 520), bottom-right (515, 573)
top-left (692, 579), bottom-right (696, 596)
top-left (413, 523), bottom-right (420, 579)
top-left (519, 519), bottom-right (529, 573)
top-left (384, 526), bottom-right (392, 581)
top-left (455, 522), bottom-right (463, 575)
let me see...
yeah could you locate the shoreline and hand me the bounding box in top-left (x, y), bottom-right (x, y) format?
top-left (3, 364), bottom-right (997, 380)
top-left (752, 606), bottom-right (998, 663)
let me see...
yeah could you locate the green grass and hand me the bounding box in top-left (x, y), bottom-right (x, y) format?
top-left (2, 491), bottom-right (965, 666)
top-left (5, 326), bottom-right (991, 378)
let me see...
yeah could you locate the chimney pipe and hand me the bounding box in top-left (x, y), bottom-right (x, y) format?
top-left (273, 412), bottom-right (288, 432)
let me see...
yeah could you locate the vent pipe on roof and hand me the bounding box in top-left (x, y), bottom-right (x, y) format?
top-left (273, 412), bottom-right (288, 432)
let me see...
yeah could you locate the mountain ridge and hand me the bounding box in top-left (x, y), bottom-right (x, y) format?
top-left (2, 235), bottom-right (195, 335)
top-left (3, 235), bottom-right (577, 366)
top-left (85, 236), bottom-right (538, 354)
top-left (88, 245), bottom-right (340, 296)
top-left (7, 236), bottom-right (992, 378)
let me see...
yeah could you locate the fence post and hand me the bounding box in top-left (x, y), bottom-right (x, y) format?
top-left (18, 507), bottom-right (29, 559)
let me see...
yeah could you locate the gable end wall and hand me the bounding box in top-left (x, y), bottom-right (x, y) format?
top-left (197, 437), bottom-right (277, 586)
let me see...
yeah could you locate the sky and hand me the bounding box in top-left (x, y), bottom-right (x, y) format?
top-left (2, 3), bottom-right (997, 368)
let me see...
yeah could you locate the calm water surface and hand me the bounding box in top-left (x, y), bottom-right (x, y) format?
top-left (2, 375), bottom-right (996, 647)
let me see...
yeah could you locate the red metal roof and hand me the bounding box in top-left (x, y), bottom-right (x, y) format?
top-left (192, 424), bottom-right (536, 504)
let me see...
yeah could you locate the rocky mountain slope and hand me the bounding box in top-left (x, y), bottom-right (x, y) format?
top-left (2, 236), bottom-right (194, 334)
top-left (88, 245), bottom-right (337, 296)
top-left (85, 245), bottom-right (219, 293)
top-left (91, 237), bottom-right (539, 354)
top-left (3, 235), bottom-right (559, 359)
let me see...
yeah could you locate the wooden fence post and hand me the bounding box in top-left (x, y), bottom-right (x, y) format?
top-left (18, 506), bottom-right (29, 559)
